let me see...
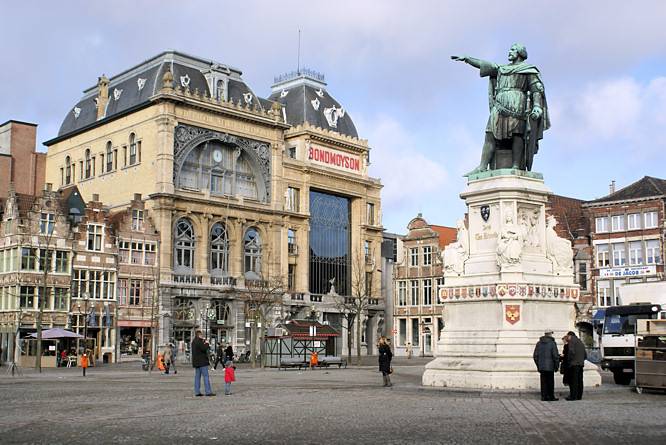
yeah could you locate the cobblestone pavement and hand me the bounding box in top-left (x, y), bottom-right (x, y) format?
top-left (0, 361), bottom-right (664, 445)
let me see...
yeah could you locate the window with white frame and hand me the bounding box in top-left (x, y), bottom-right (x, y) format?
top-left (627, 213), bottom-right (641, 230)
top-left (210, 223), bottom-right (229, 274)
top-left (129, 133), bottom-right (139, 165)
top-left (106, 141), bottom-right (113, 172)
top-left (54, 250), bottom-right (69, 273)
top-left (410, 280), bottom-right (419, 305)
top-left (174, 218), bottom-right (195, 271)
top-left (596, 244), bottom-right (610, 267)
top-left (129, 280), bottom-right (141, 305)
top-left (410, 248), bottom-right (418, 267)
top-left (288, 229), bottom-right (297, 254)
top-left (611, 215), bottom-right (625, 232)
top-left (595, 216), bottom-right (609, 233)
top-left (423, 246), bottom-right (432, 266)
top-left (397, 281), bottom-right (407, 306)
top-left (40, 213), bottom-right (55, 235)
top-left (612, 242), bottom-right (626, 266)
top-left (20, 286), bottom-right (35, 309)
top-left (87, 224), bottom-right (103, 251)
top-left (597, 282), bottom-right (611, 307)
top-left (131, 209), bottom-right (144, 231)
top-left (423, 279), bottom-right (432, 305)
top-left (21, 247), bottom-right (37, 270)
top-left (118, 279), bottom-right (128, 305)
top-left (628, 241), bottom-right (643, 265)
top-left (644, 211), bottom-right (658, 228)
top-left (244, 227), bottom-right (261, 276)
top-left (646, 239), bottom-right (661, 264)
top-left (84, 149), bottom-right (92, 179)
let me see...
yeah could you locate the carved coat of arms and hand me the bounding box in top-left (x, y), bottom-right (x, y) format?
top-left (481, 205), bottom-right (490, 222)
top-left (505, 305), bottom-right (521, 325)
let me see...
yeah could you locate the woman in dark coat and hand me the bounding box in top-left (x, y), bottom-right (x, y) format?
top-left (378, 336), bottom-right (393, 387)
top-left (560, 335), bottom-right (570, 386)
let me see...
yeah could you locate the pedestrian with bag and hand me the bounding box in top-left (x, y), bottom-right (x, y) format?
top-left (566, 331), bottom-right (586, 401)
top-left (224, 360), bottom-right (236, 395)
top-left (533, 329), bottom-right (559, 401)
top-left (191, 330), bottom-right (215, 397)
top-left (378, 336), bottom-right (393, 387)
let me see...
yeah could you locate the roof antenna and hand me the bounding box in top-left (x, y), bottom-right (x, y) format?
top-left (297, 29), bottom-right (301, 75)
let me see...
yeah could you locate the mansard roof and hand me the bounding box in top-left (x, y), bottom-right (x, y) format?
top-left (52, 51), bottom-right (260, 141)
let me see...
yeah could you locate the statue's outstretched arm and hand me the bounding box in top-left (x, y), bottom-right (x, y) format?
top-left (450, 56), bottom-right (488, 70)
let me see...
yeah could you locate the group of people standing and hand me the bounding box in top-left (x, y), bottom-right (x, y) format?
top-left (533, 330), bottom-right (587, 401)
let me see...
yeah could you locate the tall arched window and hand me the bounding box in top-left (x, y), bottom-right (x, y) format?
top-left (84, 149), bottom-right (91, 179)
top-left (106, 141), bottom-right (113, 172)
top-left (65, 156), bottom-right (71, 184)
top-left (210, 222), bottom-right (229, 275)
top-left (174, 218), bottom-right (195, 272)
top-left (212, 300), bottom-right (230, 324)
top-left (129, 133), bottom-right (138, 165)
top-left (244, 227), bottom-right (261, 277)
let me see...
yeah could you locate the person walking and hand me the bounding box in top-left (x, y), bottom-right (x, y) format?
top-left (378, 336), bottom-right (393, 387)
top-left (225, 344), bottom-right (234, 363)
top-left (224, 360), bottom-right (236, 395)
top-left (560, 335), bottom-right (570, 386)
top-left (163, 343), bottom-right (177, 375)
top-left (533, 329), bottom-right (559, 401)
top-left (406, 342), bottom-right (413, 359)
top-left (566, 331), bottom-right (586, 401)
top-left (213, 343), bottom-right (225, 370)
top-left (191, 330), bottom-right (215, 397)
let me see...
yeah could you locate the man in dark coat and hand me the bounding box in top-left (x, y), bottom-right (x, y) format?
top-left (533, 329), bottom-right (560, 401)
top-left (191, 330), bottom-right (214, 396)
top-left (566, 331), bottom-right (587, 401)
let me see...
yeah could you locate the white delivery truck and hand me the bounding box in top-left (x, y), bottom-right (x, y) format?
top-left (600, 282), bottom-right (666, 385)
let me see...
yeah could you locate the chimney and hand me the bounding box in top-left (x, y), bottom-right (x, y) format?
top-left (609, 180), bottom-right (616, 195)
top-left (96, 74), bottom-right (110, 120)
top-left (133, 193), bottom-right (142, 201)
top-left (92, 193), bottom-right (100, 202)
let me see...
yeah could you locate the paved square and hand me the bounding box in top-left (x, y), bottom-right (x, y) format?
top-left (1, 361), bottom-right (664, 444)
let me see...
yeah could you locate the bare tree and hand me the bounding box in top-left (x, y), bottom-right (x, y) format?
top-left (238, 257), bottom-right (285, 368)
top-left (333, 249), bottom-right (373, 366)
top-left (35, 194), bottom-right (66, 372)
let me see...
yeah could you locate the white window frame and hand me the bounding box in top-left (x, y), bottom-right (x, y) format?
top-left (87, 224), bottom-right (103, 252)
top-left (644, 211), bottom-right (658, 229)
top-left (410, 280), bottom-right (419, 305)
top-left (40, 213), bottom-right (55, 235)
top-left (131, 209), bottom-right (144, 231)
top-left (628, 241), bottom-right (643, 266)
top-left (611, 243), bottom-right (626, 266)
top-left (627, 213), bottom-right (641, 230)
top-left (611, 215), bottom-right (625, 232)
top-left (423, 279), bottom-right (432, 306)
top-left (410, 248), bottom-right (418, 267)
top-left (595, 216), bottom-right (609, 233)
top-left (397, 281), bottom-right (407, 306)
top-left (646, 239), bottom-right (661, 264)
top-left (596, 244), bottom-right (610, 268)
top-left (285, 187), bottom-right (299, 212)
top-left (423, 246), bottom-right (432, 266)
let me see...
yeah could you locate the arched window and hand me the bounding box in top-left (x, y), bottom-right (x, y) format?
top-left (174, 218), bottom-right (195, 272)
top-left (105, 141), bottom-right (113, 172)
top-left (129, 133), bottom-right (138, 165)
top-left (84, 149), bottom-right (91, 179)
top-left (212, 300), bottom-right (230, 324)
top-left (174, 298), bottom-right (195, 321)
top-left (244, 227), bottom-right (261, 277)
top-left (65, 156), bottom-right (71, 184)
top-left (210, 222), bottom-right (229, 275)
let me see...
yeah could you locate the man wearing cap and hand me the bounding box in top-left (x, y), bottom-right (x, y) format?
top-left (533, 329), bottom-right (560, 401)
top-left (566, 331), bottom-right (587, 401)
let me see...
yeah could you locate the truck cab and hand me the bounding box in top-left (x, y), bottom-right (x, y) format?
top-left (600, 303), bottom-right (665, 384)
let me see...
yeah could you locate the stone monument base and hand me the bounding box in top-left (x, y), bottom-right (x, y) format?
top-left (423, 171), bottom-right (601, 390)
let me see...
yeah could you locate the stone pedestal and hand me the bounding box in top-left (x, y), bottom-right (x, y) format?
top-left (423, 170), bottom-right (601, 390)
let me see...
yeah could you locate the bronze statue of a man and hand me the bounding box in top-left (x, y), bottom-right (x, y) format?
top-left (452, 43), bottom-right (550, 174)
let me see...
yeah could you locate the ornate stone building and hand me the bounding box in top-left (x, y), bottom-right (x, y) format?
top-left (44, 51), bottom-right (383, 357)
top-left (393, 215), bottom-right (455, 356)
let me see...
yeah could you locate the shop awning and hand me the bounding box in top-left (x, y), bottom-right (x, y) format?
top-left (28, 328), bottom-right (84, 339)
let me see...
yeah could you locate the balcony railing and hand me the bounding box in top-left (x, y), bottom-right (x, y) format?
top-left (290, 293), bottom-right (305, 301)
top-left (172, 274), bottom-right (203, 284)
top-left (211, 276), bottom-right (236, 286)
top-left (310, 294), bottom-right (322, 303)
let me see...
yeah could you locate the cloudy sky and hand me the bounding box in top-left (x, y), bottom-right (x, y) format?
top-left (2, 1), bottom-right (665, 233)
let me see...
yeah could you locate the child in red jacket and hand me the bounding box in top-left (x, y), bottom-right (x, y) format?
top-left (224, 361), bottom-right (236, 395)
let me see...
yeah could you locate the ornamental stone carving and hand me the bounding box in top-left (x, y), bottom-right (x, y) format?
top-left (173, 124), bottom-right (271, 201)
top-left (443, 219), bottom-right (469, 275)
top-left (545, 215), bottom-right (573, 273)
top-left (497, 214), bottom-right (522, 268)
